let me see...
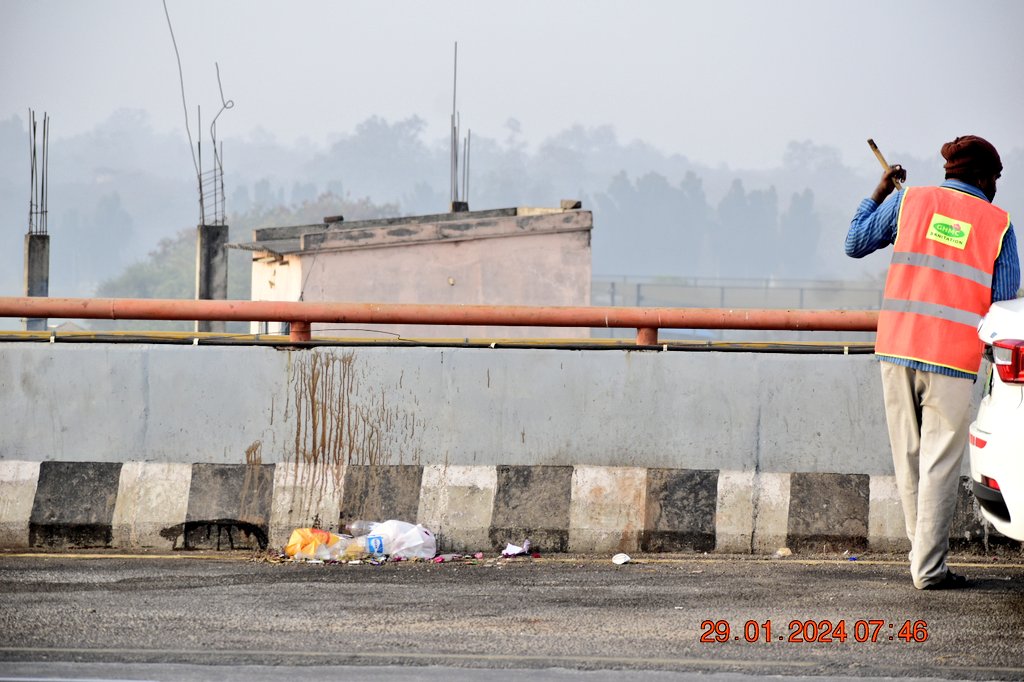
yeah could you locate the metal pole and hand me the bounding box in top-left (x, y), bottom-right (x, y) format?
top-left (0, 296), bottom-right (881, 345)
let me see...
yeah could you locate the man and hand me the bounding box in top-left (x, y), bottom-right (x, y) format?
top-left (846, 135), bottom-right (1020, 590)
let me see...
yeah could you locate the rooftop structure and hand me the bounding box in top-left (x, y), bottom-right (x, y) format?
top-left (232, 204), bottom-right (593, 339)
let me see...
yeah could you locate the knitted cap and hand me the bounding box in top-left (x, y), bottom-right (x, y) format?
top-left (942, 135), bottom-right (1002, 177)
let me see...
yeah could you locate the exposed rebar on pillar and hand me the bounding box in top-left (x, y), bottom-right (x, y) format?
top-left (195, 224), bottom-right (229, 333)
top-left (25, 109), bottom-right (50, 332)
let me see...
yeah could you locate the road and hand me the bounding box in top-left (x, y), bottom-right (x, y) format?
top-left (0, 550), bottom-right (1022, 680)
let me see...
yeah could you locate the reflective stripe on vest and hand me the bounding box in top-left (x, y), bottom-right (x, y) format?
top-left (888, 252), bottom-right (992, 288)
top-left (876, 186), bottom-right (1010, 374)
top-left (880, 298), bottom-right (982, 328)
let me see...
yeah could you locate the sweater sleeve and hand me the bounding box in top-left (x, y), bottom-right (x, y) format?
top-left (992, 224), bottom-right (1021, 302)
top-left (845, 191), bottom-right (902, 258)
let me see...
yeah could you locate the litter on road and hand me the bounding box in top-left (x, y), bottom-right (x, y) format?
top-left (283, 520), bottom-right (436, 562)
top-left (501, 539), bottom-right (531, 558)
top-left (279, 525), bottom-right (552, 566)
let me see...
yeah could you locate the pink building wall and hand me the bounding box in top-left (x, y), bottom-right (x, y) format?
top-left (248, 207), bottom-right (593, 339)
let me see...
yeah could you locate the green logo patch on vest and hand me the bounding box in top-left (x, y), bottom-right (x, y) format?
top-left (926, 213), bottom-right (972, 249)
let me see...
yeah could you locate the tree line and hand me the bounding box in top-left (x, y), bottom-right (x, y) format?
top-left (1, 110), bottom-right (1020, 309)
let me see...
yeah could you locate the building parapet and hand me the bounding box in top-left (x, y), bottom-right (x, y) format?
top-left (230, 206), bottom-right (589, 259)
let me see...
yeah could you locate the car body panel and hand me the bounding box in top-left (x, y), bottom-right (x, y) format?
top-left (969, 298), bottom-right (1024, 541)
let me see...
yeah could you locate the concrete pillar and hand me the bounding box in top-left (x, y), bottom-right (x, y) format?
top-left (195, 224), bottom-right (229, 334)
top-left (23, 233), bottom-right (49, 331)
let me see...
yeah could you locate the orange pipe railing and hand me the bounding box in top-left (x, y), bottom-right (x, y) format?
top-left (0, 296), bottom-right (879, 344)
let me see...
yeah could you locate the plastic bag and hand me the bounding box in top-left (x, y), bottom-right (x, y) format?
top-left (284, 528), bottom-right (351, 560)
top-left (363, 520), bottom-right (437, 559)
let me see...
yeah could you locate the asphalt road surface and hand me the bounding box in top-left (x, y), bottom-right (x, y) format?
top-left (0, 550), bottom-right (1022, 681)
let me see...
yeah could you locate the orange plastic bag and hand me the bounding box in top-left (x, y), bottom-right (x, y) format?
top-left (284, 528), bottom-right (343, 560)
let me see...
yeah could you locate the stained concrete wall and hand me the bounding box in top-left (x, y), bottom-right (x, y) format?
top-left (0, 343), bottom-right (892, 473)
top-left (0, 342), bottom-right (1001, 553)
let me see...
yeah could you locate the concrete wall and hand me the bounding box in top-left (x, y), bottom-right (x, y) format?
top-left (0, 342), bottom-right (1003, 553)
top-left (1, 343), bottom-right (891, 472)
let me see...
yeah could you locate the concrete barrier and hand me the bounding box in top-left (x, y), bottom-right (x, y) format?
top-left (0, 342), bottom-right (1010, 553)
top-left (0, 459), bottom-right (997, 554)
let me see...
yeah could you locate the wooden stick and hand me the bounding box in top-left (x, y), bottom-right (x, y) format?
top-left (867, 139), bottom-right (903, 190)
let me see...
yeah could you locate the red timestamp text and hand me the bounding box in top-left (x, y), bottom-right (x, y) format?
top-left (699, 619), bottom-right (929, 643)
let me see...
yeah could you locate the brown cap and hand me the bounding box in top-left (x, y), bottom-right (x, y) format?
top-left (942, 135), bottom-right (1002, 178)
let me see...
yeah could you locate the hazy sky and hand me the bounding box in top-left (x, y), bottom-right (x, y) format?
top-left (2, 0), bottom-right (1024, 169)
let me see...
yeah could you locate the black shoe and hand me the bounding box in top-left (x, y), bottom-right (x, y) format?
top-left (921, 570), bottom-right (969, 590)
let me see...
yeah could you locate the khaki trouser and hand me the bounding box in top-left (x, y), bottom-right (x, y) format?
top-left (879, 362), bottom-right (974, 589)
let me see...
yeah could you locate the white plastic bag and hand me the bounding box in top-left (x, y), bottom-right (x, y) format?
top-left (390, 522), bottom-right (436, 559)
top-left (366, 520), bottom-right (437, 559)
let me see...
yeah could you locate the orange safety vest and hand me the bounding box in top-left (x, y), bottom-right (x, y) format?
top-left (876, 185), bottom-right (1010, 375)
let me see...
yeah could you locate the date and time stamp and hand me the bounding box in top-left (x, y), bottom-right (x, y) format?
top-left (700, 619), bottom-right (929, 644)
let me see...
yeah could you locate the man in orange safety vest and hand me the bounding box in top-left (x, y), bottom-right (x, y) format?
top-left (845, 135), bottom-right (1020, 589)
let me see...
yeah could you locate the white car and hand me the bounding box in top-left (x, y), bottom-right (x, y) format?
top-left (969, 297), bottom-right (1024, 541)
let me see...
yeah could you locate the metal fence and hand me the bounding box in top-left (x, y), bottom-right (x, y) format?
top-left (591, 276), bottom-right (883, 342)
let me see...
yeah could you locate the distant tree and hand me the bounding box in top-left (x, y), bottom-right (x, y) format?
top-left (89, 193), bottom-right (399, 331)
top-left (504, 118), bottom-right (524, 149)
top-left (594, 170), bottom-right (713, 277)
top-left (677, 171), bottom-right (715, 277)
top-left (290, 181), bottom-right (317, 206)
top-left (783, 140), bottom-right (843, 174)
top-left (777, 188), bottom-right (821, 278)
top-left (231, 185), bottom-right (252, 214)
top-left (91, 228), bottom-right (196, 331)
top-left (234, 192), bottom-right (400, 229)
top-left (11, 106), bottom-right (1016, 302)
top-left (746, 186), bottom-right (780, 274)
top-left (253, 178), bottom-right (277, 207)
top-left (780, 139), bottom-right (869, 221)
top-left (304, 116), bottom-right (440, 203)
top-left (714, 179), bottom-right (779, 278)
top-left (93, 193), bottom-right (135, 270)
top-left (96, 229), bottom-right (194, 300)
top-left (402, 182), bottom-right (446, 216)
top-left (469, 134), bottom-right (537, 209)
